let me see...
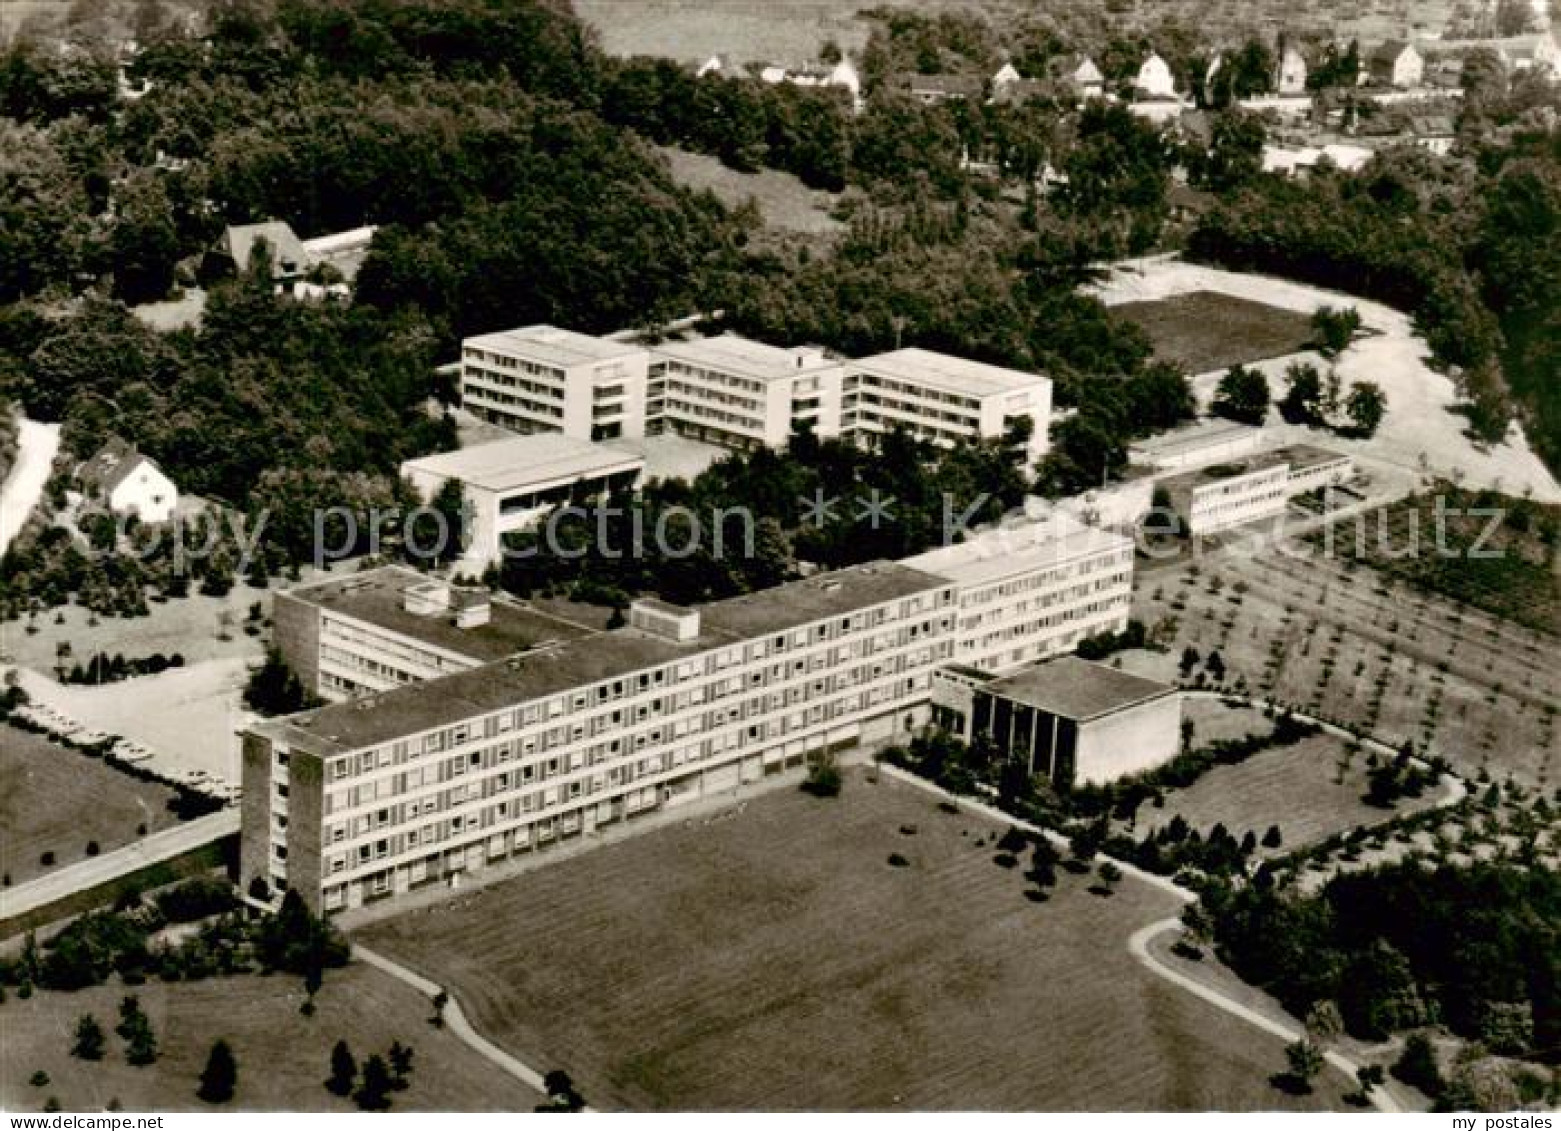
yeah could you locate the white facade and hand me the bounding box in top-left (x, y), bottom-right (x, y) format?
top-left (842, 349), bottom-right (1051, 464)
top-left (1170, 461), bottom-right (1290, 534)
top-left (401, 434), bottom-right (645, 571)
top-left (460, 326), bottom-right (651, 442)
top-left (1278, 48), bottom-right (1309, 94)
top-left (648, 335), bottom-right (843, 450)
top-left (466, 328), bottom-right (1054, 465)
top-left (108, 459), bottom-right (178, 524)
top-left (1129, 419), bottom-right (1269, 471)
top-left (1367, 42), bottom-right (1424, 88)
top-left (1135, 52), bottom-right (1179, 98)
top-left (902, 512), bottom-right (1135, 673)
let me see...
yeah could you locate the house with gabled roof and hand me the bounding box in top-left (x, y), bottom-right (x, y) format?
top-left (77, 436), bottom-right (178, 524)
top-left (1365, 40), bottom-right (1424, 88)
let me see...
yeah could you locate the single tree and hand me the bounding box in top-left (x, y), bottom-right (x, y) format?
top-left (1305, 1000), bottom-right (1345, 1046)
top-left (1284, 1038), bottom-right (1324, 1092)
top-left (1311, 305), bottom-right (1361, 358)
top-left (326, 1040), bottom-right (357, 1097)
top-left (539, 1069), bottom-right (586, 1112)
top-left (1392, 1033), bottom-right (1445, 1098)
top-left (1212, 364), bottom-right (1270, 425)
top-left (71, 1014), bottom-right (105, 1061)
top-left (355, 1054), bottom-right (394, 1111)
top-left (1357, 1064), bottom-right (1385, 1097)
top-left (197, 1040), bottom-right (238, 1104)
top-left (388, 1041), bottom-right (414, 1090)
top-left (1261, 824), bottom-right (1283, 849)
top-left (1280, 362), bottom-right (1326, 426)
top-left (1345, 382), bottom-right (1387, 437)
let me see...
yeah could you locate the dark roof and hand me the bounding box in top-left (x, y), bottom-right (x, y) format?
top-left (990, 78), bottom-right (1045, 105)
top-left (894, 72), bottom-right (985, 97)
top-left (222, 221), bottom-right (310, 275)
top-left (982, 656), bottom-right (1175, 721)
top-left (77, 436), bottom-right (161, 495)
top-left (264, 562), bottom-right (949, 755)
top-left (284, 566), bottom-right (596, 664)
top-left (1167, 182), bottom-right (1215, 212)
top-left (1369, 40), bottom-right (1415, 66)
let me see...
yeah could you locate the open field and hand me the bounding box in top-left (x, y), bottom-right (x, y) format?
top-left (0, 724), bottom-right (183, 887)
top-left (1127, 548), bottom-right (1561, 788)
top-left (3, 583), bottom-right (269, 672)
top-left (574, 0), bottom-right (871, 64)
top-left (571, 0), bottom-right (1459, 66)
top-left (658, 146), bottom-right (844, 237)
top-left (1094, 259), bottom-right (1561, 503)
top-left (1110, 291), bottom-right (1315, 376)
top-left (360, 774), bottom-right (1349, 1111)
top-left (0, 962), bottom-right (541, 1113)
top-left (1142, 731), bottom-right (1444, 857)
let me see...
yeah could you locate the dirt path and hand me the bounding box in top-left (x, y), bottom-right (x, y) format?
top-left (0, 417), bottom-right (60, 557)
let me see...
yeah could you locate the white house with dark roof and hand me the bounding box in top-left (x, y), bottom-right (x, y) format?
top-left (77, 436), bottom-right (178, 524)
top-left (1365, 40), bottom-right (1424, 88)
top-left (1135, 51), bottom-right (1179, 98)
top-left (1277, 46), bottom-right (1309, 93)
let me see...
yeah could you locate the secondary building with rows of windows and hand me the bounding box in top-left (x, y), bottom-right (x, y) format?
top-left (460, 325), bottom-right (651, 441)
top-left (901, 511), bottom-right (1135, 673)
top-left (458, 326), bottom-right (1052, 462)
top-left (1159, 444), bottom-right (1356, 535)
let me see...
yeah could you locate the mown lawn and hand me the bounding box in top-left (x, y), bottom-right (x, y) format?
top-left (0, 962), bottom-right (541, 1113)
top-left (1140, 732), bottom-right (1442, 857)
top-left (1111, 291), bottom-right (1315, 374)
top-left (359, 774), bottom-right (1350, 1111)
top-left (1, 725), bottom-right (183, 886)
top-left (658, 146), bottom-right (843, 237)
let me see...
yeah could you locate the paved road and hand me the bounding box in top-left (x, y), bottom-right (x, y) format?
top-left (0, 417), bottom-right (60, 557)
top-left (0, 809), bottom-right (238, 924)
top-left (1128, 918), bottom-right (1402, 1113)
top-left (353, 943), bottom-right (581, 1109)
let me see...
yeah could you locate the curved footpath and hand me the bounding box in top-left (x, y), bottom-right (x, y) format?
top-left (353, 942), bottom-right (592, 1111)
top-left (1127, 918), bottom-right (1402, 1113)
top-left (355, 708), bottom-right (1460, 1116)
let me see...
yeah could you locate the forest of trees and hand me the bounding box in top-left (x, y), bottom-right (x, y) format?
top-left (1205, 860), bottom-right (1559, 1056)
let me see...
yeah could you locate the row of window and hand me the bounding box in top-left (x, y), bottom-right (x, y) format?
top-left (844, 372), bottom-right (985, 412)
top-left (462, 352), bottom-right (566, 383)
top-left (963, 595), bottom-right (1128, 653)
top-left (958, 574), bottom-right (1131, 631)
top-left (963, 553), bottom-right (1132, 604)
top-left (322, 636), bottom-right (951, 820)
top-left (320, 675), bottom-right (931, 879)
top-left (656, 360), bottom-right (768, 397)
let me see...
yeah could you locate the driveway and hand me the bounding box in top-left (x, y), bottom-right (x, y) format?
top-left (0, 417), bottom-right (61, 556)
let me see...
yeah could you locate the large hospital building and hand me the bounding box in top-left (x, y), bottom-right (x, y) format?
top-left (244, 509), bottom-right (1142, 913)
